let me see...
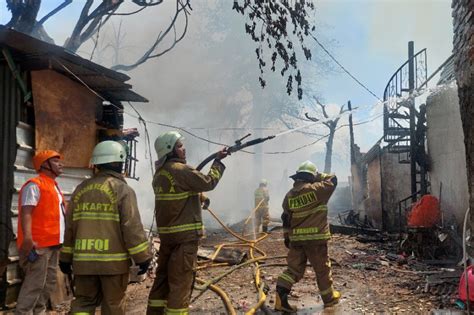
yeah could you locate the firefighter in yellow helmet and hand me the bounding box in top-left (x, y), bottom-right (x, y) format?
top-left (254, 179), bottom-right (270, 233)
top-left (59, 141), bottom-right (152, 315)
top-left (275, 161), bottom-right (340, 312)
top-left (147, 131), bottom-right (229, 315)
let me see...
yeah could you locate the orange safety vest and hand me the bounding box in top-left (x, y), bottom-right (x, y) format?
top-left (17, 173), bottom-right (65, 249)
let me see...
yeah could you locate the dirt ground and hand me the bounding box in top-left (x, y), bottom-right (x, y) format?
top-left (123, 229), bottom-right (461, 314)
top-left (3, 229), bottom-right (462, 314)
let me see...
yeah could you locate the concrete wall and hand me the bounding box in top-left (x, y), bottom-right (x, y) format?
top-left (380, 151), bottom-right (411, 231)
top-left (350, 163), bottom-right (366, 211)
top-left (426, 84), bottom-right (469, 226)
top-left (364, 153), bottom-right (383, 229)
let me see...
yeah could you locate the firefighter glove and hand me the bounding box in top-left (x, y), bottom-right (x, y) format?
top-left (137, 259), bottom-right (151, 275)
top-left (284, 233), bottom-right (290, 249)
top-left (200, 193), bottom-right (210, 210)
top-left (59, 261), bottom-right (72, 274)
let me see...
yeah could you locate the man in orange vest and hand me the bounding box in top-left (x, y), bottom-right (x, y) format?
top-left (16, 150), bottom-right (65, 315)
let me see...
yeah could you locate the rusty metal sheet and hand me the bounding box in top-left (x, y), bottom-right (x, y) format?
top-left (31, 70), bottom-right (99, 168)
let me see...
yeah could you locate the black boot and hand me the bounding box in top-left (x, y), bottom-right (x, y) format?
top-left (275, 285), bottom-right (297, 313)
top-left (262, 225), bottom-right (268, 233)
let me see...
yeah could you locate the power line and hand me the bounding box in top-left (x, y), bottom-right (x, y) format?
top-left (55, 56), bottom-right (383, 156)
top-left (309, 34), bottom-right (382, 102)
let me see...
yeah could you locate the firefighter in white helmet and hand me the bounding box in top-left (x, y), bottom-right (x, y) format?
top-left (147, 131), bottom-right (229, 315)
top-left (60, 141), bottom-right (151, 315)
top-left (275, 160), bottom-right (340, 312)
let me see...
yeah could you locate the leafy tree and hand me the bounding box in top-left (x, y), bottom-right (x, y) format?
top-left (232, 0), bottom-right (316, 99)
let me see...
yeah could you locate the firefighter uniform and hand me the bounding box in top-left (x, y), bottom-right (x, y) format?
top-left (254, 186), bottom-right (270, 233)
top-left (60, 169), bottom-right (151, 315)
top-left (147, 158), bottom-right (225, 315)
top-left (277, 172), bottom-right (338, 306)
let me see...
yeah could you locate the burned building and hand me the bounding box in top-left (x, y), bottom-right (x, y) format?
top-left (0, 27), bottom-right (147, 308)
top-left (350, 46), bottom-right (468, 234)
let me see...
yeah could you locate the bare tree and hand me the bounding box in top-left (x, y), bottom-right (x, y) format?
top-left (305, 98), bottom-right (350, 173)
top-left (5, 0), bottom-right (319, 96)
top-left (5, 0), bottom-right (190, 71)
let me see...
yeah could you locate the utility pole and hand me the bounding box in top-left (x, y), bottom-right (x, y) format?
top-left (408, 41), bottom-right (417, 202)
top-left (348, 100), bottom-right (355, 164)
top-left (348, 100), bottom-right (356, 211)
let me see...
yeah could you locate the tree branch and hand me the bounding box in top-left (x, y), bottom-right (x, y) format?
top-left (37, 0), bottom-right (72, 26)
top-left (112, 0), bottom-right (191, 71)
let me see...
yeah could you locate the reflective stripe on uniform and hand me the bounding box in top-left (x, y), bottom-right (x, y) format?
top-left (289, 232), bottom-right (331, 242)
top-left (291, 205), bottom-right (328, 218)
top-left (72, 212), bottom-right (120, 221)
top-left (148, 299), bottom-right (167, 307)
top-left (278, 272), bottom-right (295, 284)
top-left (156, 192), bottom-right (198, 201)
top-left (288, 191), bottom-right (317, 210)
top-left (165, 307), bottom-right (189, 315)
top-left (209, 168), bottom-right (221, 180)
top-left (73, 252), bottom-right (128, 262)
top-left (61, 246), bottom-right (73, 254)
top-left (157, 222), bottom-right (203, 234)
top-left (128, 241), bottom-right (149, 255)
top-left (73, 312), bottom-right (91, 315)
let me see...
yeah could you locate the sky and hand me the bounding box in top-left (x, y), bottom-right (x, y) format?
top-left (0, 0), bottom-right (454, 225)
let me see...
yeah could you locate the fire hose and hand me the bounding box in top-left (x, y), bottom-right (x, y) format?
top-left (192, 206), bottom-right (290, 314)
top-left (190, 134), bottom-right (281, 313)
top-left (196, 134), bottom-right (275, 171)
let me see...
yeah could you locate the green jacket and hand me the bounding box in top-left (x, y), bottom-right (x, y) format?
top-left (60, 170), bottom-right (151, 275)
top-left (282, 173), bottom-right (337, 243)
top-left (153, 158), bottom-right (225, 244)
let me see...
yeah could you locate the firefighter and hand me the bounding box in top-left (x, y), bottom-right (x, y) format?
top-left (275, 160), bottom-right (340, 312)
top-left (254, 179), bottom-right (270, 233)
top-left (147, 131), bottom-right (229, 315)
top-left (59, 141), bottom-right (152, 315)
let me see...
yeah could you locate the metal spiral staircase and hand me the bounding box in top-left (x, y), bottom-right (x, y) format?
top-left (383, 42), bottom-right (429, 201)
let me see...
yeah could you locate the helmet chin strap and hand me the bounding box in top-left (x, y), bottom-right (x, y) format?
top-left (40, 160), bottom-right (60, 177)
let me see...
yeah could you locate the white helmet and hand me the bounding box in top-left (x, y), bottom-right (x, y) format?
top-left (154, 131), bottom-right (183, 159)
top-left (91, 141), bottom-right (126, 165)
top-left (295, 160), bottom-right (317, 176)
top-left (260, 179), bottom-right (268, 186)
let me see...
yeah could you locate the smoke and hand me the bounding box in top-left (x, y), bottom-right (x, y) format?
top-left (15, 1), bottom-right (448, 227)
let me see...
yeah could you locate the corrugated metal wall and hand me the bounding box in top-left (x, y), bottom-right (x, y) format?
top-left (0, 63), bottom-right (20, 262)
top-left (0, 62), bottom-right (21, 308)
top-left (1, 62), bottom-right (94, 308)
top-left (6, 114), bottom-right (92, 308)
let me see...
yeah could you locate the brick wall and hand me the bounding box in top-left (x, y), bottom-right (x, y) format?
top-left (452, 0), bottom-right (474, 232)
